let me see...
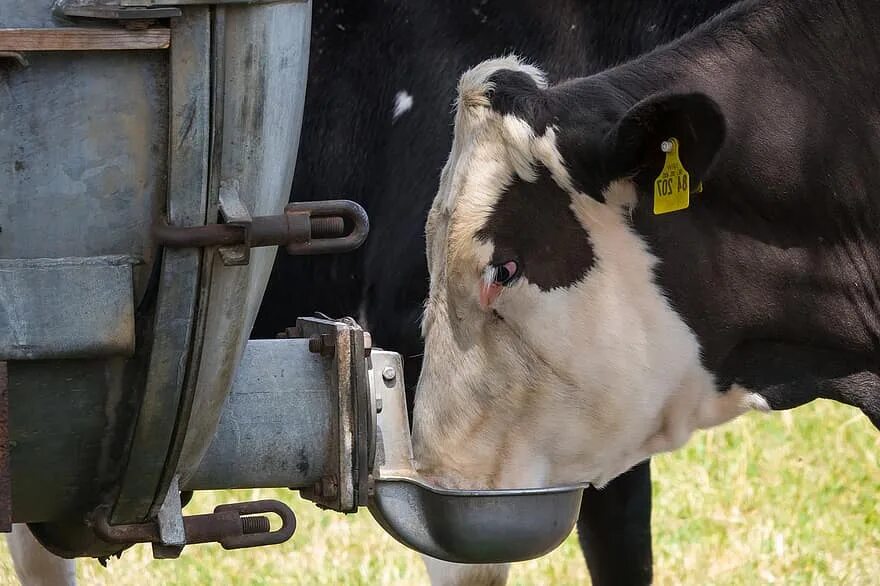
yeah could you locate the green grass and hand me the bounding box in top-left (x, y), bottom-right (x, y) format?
top-left (0, 399), bottom-right (877, 584)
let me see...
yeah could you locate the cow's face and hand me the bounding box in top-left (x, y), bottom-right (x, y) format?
top-left (413, 56), bottom-right (768, 491)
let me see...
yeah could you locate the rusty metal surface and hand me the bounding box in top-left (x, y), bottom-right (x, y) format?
top-left (0, 362), bottom-right (9, 532)
top-left (92, 499), bottom-right (295, 551)
top-left (153, 220), bottom-right (244, 247)
top-left (0, 256), bottom-right (136, 360)
top-left (154, 199), bottom-right (368, 257)
top-left (283, 200), bottom-right (369, 255)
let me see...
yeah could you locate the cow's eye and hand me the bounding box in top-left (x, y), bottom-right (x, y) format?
top-left (492, 260), bottom-right (519, 286)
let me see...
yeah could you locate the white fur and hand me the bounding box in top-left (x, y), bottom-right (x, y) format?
top-left (392, 90), bottom-right (413, 121)
top-left (7, 525), bottom-right (76, 586)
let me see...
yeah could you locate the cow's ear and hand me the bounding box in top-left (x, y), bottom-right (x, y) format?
top-left (605, 92), bottom-right (726, 193)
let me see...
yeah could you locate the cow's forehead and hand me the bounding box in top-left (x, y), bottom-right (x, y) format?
top-left (429, 56), bottom-right (600, 292)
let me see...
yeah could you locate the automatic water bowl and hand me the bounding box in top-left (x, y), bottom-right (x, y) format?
top-left (367, 352), bottom-right (587, 564)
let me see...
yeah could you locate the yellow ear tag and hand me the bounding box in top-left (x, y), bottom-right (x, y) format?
top-left (653, 137), bottom-right (690, 215)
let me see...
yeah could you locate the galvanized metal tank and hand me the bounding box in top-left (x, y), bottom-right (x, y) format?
top-left (0, 0), bottom-right (317, 558)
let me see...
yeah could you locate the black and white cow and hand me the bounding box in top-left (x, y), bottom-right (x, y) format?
top-left (254, 1), bottom-right (740, 585)
top-left (414, 0), bottom-right (880, 583)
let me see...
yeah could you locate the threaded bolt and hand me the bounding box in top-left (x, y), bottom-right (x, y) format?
top-left (310, 216), bottom-right (345, 239)
top-left (241, 516), bottom-right (270, 535)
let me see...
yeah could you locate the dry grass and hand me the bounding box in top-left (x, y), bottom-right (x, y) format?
top-left (0, 399), bottom-right (877, 585)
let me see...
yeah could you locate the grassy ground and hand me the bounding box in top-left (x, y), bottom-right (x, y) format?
top-left (0, 399), bottom-right (877, 585)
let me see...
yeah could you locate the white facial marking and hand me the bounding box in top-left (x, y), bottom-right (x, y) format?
top-left (392, 90), bottom-right (413, 121)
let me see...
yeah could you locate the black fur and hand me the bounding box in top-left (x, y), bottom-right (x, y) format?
top-left (477, 169), bottom-right (595, 291)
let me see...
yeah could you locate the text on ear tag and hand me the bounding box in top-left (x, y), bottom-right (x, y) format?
top-left (653, 137), bottom-right (690, 215)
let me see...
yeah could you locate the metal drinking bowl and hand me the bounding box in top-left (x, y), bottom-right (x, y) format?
top-left (369, 474), bottom-right (585, 564)
top-left (367, 351), bottom-right (588, 564)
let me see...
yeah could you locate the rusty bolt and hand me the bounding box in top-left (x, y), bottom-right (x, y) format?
top-left (381, 366), bottom-right (396, 382)
top-left (241, 516), bottom-right (271, 535)
top-left (308, 334), bottom-right (335, 357)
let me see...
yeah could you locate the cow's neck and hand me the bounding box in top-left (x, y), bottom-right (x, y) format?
top-left (618, 0), bottom-right (880, 415)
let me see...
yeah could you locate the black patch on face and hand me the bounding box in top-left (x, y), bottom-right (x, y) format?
top-left (477, 168), bottom-right (594, 291)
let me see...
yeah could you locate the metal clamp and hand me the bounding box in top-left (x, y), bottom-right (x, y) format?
top-left (90, 499), bottom-right (296, 555)
top-left (217, 181), bottom-right (253, 266)
top-left (154, 199), bottom-right (369, 265)
top-left (294, 316), bottom-right (374, 513)
top-left (283, 200), bottom-right (370, 256)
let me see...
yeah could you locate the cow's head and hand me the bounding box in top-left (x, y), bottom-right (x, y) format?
top-left (412, 56), bottom-right (769, 493)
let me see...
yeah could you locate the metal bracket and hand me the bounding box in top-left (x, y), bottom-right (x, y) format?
top-left (295, 317), bottom-right (374, 512)
top-left (151, 475), bottom-right (185, 558)
top-left (217, 180), bottom-right (252, 266)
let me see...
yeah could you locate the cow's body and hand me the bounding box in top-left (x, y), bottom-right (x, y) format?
top-left (415, 0), bottom-right (880, 583)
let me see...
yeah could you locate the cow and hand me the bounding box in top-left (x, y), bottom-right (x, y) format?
top-left (5, 1), bottom-right (739, 585)
top-left (412, 0), bottom-right (880, 584)
top-left (254, 1), bottom-right (741, 585)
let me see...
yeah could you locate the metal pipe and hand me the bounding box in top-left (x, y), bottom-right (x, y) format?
top-left (182, 339), bottom-right (336, 491)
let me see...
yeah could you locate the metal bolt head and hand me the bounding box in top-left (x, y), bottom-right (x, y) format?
top-left (308, 334), bottom-right (335, 357)
top-left (381, 366), bottom-right (396, 382)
